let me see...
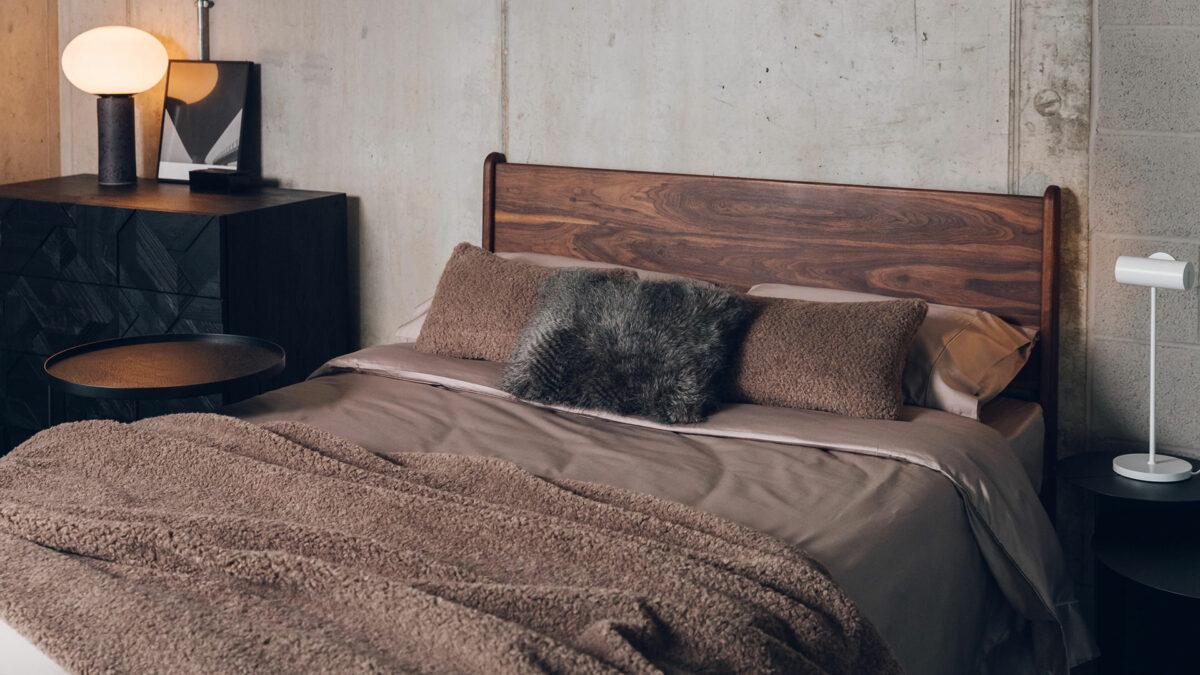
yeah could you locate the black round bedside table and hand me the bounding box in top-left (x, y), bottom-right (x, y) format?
top-left (43, 334), bottom-right (285, 423)
top-left (1059, 451), bottom-right (1200, 674)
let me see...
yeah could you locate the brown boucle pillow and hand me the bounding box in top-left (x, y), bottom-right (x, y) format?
top-left (416, 243), bottom-right (633, 362)
top-left (731, 297), bottom-right (928, 420)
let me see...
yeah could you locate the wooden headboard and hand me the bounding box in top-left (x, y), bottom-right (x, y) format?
top-left (481, 152), bottom-right (1060, 498)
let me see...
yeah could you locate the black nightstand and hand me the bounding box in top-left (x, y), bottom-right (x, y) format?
top-left (0, 175), bottom-right (349, 451)
top-left (1059, 451), bottom-right (1200, 675)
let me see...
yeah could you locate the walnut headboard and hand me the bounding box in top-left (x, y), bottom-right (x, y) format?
top-left (481, 152), bottom-right (1060, 497)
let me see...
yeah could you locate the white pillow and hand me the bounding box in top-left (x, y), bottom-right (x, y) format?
top-left (390, 297), bottom-right (433, 343)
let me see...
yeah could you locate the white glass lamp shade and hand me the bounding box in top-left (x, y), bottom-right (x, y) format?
top-left (61, 26), bottom-right (168, 95)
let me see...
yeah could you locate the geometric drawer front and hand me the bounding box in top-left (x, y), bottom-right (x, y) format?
top-left (119, 211), bottom-right (221, 297)
top-left (122, 286), bottom-right (223, 336)
top-left (0, 274), bottom-right (128, 354)
top-left (0, 274), bottom-right (224, 355)
top-left (0, 200), bottom-right (130, 286)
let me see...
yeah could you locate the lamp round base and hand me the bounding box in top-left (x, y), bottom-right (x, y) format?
top-left (1112, 453), bottom-right (1194, 482)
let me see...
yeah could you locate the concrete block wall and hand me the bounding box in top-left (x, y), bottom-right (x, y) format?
top-left (1090, 1), bottom-right (1200, 458)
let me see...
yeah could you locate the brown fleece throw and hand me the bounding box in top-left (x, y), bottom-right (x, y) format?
top-left (0, 414), bottom-right (900, 674)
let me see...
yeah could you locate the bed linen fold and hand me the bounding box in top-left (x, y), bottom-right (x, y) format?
top-left (311, 344), bottom-right (1095, 672)
top-left (0, 413), bottom-right (899, 674)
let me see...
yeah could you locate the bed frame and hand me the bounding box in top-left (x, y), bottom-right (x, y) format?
top-left (480, 152), bottom-right (1060, 507)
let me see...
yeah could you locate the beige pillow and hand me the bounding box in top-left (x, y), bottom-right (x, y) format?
top-left (393, 252), bottom-right (682, 344)
top-left (748, 283), bottom-right (1036, 419)
top-left (731, 297), bottom-right (928, 420)
top-left (415, 244), bottom-right (634, 361)
top-left (415, 244), bottom-right (562, 361)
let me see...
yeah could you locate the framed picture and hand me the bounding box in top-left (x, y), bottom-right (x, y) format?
top-left (157, 60), bottom-right (252, 182)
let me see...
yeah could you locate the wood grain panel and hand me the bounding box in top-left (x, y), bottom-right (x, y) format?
top-left (490, 161), bottom-right (1048, 328)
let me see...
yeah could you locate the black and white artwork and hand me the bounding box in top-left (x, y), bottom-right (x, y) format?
top-left (157, 61), bottom-right (251, 181)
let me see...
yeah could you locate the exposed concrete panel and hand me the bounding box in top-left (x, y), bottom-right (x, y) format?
top-left (58, 0), bottom-right (502, 347)
top-left (1092, 131), bottom-right (1200, 237)
top-left (1016, 0), bottom-right (1092, 459)
top-left (0, 0), bottom-right (59, 183)
top-left (1097, 27), bottom-right (1200, 133)
top-left (506, 0), bottom-right (1012, 192)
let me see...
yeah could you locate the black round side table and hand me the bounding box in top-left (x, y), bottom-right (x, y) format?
top-left (43, 333), bottom-right (285, 424)
top-left (1059, 451), bottom-right (1200, 674)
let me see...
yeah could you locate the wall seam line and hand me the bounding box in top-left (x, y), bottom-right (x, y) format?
top-left (1100, 24), bottom-right (1200, 31)
top-left (1091, 335), bottom-right (1200, 349)
top-left (1096, 127), bottom-right (1200, 139)
top-left (1085, 0), bottom-right (1100, 453)
top-left (1006, 0), bottom-right (1021, 193)
top-left (499, 0), bottom-right (509, 156)
top-left (1091, 232), bottom-right (1200, 245)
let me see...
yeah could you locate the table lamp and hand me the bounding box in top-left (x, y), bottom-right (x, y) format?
top-left (61, 26), bottom-right (169, 186)
top-left (1112, 252), bottom-right (1198, 482)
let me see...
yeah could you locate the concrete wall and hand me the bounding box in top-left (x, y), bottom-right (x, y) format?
top-left (0, 0), bottom-right (59, 183)
top-left (57, 0), bottom-right (501, 347)
top-left (52, 1), bottom-right (1092, 448)
top-left (1090, 2), bottom-right (1200, 457)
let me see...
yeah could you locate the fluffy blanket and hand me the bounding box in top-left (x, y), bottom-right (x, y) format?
top-left (0, 414), bottom-right (899, 673)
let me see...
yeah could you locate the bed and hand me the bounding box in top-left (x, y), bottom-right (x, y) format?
top-left (0, 154), bottom-right (1093, 673)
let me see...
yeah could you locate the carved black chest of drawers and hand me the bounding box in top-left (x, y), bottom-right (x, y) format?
top-left (0, 175), bottom-right (349, 451)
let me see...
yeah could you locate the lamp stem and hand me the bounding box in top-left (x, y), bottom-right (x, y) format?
top-left (197, 0), bottom-right (214, 60)
top-left (1149, 286), bottom-right (1157, 464)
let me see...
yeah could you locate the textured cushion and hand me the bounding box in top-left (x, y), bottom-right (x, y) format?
top-left (416, 243), bottom-right (634, 362)
top-left (731, 297), bottom-right (928, 420)
top-left (748, 283), bottom-right (1034, 419)
top-left (500, 271), bottom-right (755, 424)
top-left (397, 251), bottom-right (701, 345)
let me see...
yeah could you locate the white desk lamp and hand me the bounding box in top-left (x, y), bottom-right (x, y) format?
top-left (1112, 252), bottom-right (1198, 482)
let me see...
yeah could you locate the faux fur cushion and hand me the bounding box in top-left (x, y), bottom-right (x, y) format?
top-left (416, 243), bottom-right (633, 362)
top-left (731, 297), bottom-right (928, 420)
top-left (500, 271), bottom-right (755, 424)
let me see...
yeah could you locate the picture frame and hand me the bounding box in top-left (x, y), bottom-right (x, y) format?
top-left (156, 60), bottom-right (252, 182)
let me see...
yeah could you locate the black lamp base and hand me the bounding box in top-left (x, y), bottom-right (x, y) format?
top-left (97, 95), bottom-right (136, 186)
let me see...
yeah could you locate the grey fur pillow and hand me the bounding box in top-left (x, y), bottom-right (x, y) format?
top-left (500, 271), bottom-right (755, 424)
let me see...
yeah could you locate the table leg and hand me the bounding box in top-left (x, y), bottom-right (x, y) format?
top-left (133, 399), bottom-right (140, 421)
top-left (46, 386), bottom-right (54, 428)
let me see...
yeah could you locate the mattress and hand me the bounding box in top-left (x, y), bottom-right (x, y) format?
top-left (0, 347), bottom-right (1055, 674)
